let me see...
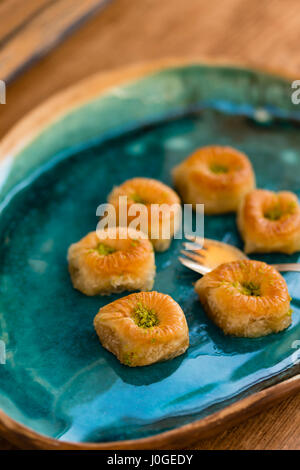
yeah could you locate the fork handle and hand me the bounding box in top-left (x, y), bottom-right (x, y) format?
top-left (272, 263), bottom-right (300, 272)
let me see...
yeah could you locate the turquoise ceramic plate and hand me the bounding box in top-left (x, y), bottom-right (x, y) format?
top-left (0, 61), bottom-right (300, 448)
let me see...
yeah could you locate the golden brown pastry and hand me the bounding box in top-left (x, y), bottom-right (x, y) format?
top-left (68, 227), bottom-right (155, 296)
top-left (237, 189), bottom-right (300, 254)
top-left (172, 145), bottom-right (255, 214)
top-left (195, 260), bottom-right (292, 338)
top-left (107, 177), bottom-right (181, 252)
top-left (94, 291), bottom-right (189, 366)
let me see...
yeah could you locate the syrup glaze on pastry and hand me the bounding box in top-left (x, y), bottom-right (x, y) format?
top-left (172, 145), bottom-right (255, 214)
top-left (94, 291), bottom-right (189, 366)
top-left (107, 177), bottom-right (181, 252)
top-left (68, 227), bottom-right (155, 296)
top-left (195, 260), bottom-right (292, 338)
top-left (237, 189), bottom-right (300, 254)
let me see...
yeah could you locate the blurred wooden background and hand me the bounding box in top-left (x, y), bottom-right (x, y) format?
top-left (0, 0), bottom-right (300, 450)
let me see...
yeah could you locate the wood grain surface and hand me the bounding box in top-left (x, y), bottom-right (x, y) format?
top-left (0, 0), bottom-right (300, 451)
top-left (0, 0), bottom-right (110, 83)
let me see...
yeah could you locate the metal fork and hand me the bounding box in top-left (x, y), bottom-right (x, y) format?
top-left (179, 235), bottom-right (300, 275)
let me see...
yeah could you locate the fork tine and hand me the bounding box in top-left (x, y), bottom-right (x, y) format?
top-left (184, 234), bottom-right (196, 242)
top-left (193, 237), bottom-right (228, 249)
top-left (184, 234), bottom-right (204, 247)
top-left (178, 256), bottom-right (210, 275)
top-left (271, 263), bottom-right (300, 272)
top-left (180, 249), bottom-right (204, 262)
top-left (183, 241), bottom-right (206, 251)
top-left (202, 238), bottom-right (217, 248)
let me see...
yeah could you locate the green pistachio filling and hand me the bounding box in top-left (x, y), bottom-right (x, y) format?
top-left (96, 243), bottom-right (116, 256)
top-left (123, 352), bottom-right (136, 366)
top-left (131, 193), bottom-right (146, 204)
top-left (240, 282), bottom-right (261, 297)
top-left (133, 302), bottom-right (159, 328)
top-left (264, 204), bottom-right (283, 221)
top-left (287, 201), bottom-right (297, 212)
top-left (287, 308), bottom-right (293, 316)
top-left (264, 201), bottom-right (297, 221)
top-left (130, 239), bottom-right (140, 248)
top-left (210, 163), bottom-right (228, 174)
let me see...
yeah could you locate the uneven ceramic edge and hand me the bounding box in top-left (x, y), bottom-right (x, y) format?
top-left (0, 56), bottom-right (298, 160)
top-left (0, 58), bottom-right (299, 450)
top-left (0, 374), bottom-right (299, 450)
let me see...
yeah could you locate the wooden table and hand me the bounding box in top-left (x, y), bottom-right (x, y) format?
top-left (1, 0), bottom-right (300, 450)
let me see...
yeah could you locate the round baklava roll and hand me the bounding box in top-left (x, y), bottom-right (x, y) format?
top-left (195, 260), bottom-right (292, 338)
top-left (94, 291), bottom-right (189, 366)
top-left (237, 189), bottom-right (300, 254)
top-left (107, 177), bottom-right (181, 252)
top-left (172, 145), bottom-right (255, 214)
top-left (68, 227), bottom-right (155, 296)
